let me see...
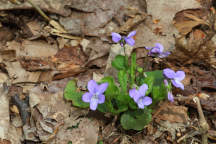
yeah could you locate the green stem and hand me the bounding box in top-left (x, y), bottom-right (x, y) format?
top-left (123, 46), bottom-right (128, 67)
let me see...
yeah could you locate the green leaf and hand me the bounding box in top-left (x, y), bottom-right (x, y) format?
top-left (129, 99), bottom-right (138, 110)
top-left (116, 93), bottom-right (131, 103)
top-left (120, 108), bottom-right (152, 130)
top-left (97, 141), bottom-right (103, 144)
top-left (97, 102), bottom-right (112, 113)
top-left (141, 75), bottom-right (154, 96)
top-left (152, 83), bottom-right (167, 102)
top-left (111, 55), bottom-right (127, 70)
top-left (110, 99), bottom-right (128, 114)
top-left (64, 80), bottom-right (89, 108)
top-left (130, 53), bottom-right (136, 86)
top-left (100, 76), bottom-right (119, 99)
top-left (118, 70), bottom-right (128, 93)
top-left (98, 98), bottom-right (128, 115)
top-left (98, 77), bottom-right (119, 114)
top-left (145, 70), bottom-right (164, 86)
top-left (136, 70), bottom-right (164, 95)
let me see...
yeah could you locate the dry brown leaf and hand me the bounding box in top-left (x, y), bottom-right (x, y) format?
top-left (20, 40), bottom-right (58, 58)
top-left (117, 13), bottom-right (147, 34)
top-left (0, 84), bottom-right (9, 140)
top-left (51, 45), bottom-right (86, 80)
top-left (173, 9), bottom-right (209, 35)
top-left (5, 61), bottom-right (41, 83)
top-left (52, 117), bottom-right (99, 144)
top-left (0, 0), bottom-right (72, 16)
top-left (156, 103), bottom-right (189, 124)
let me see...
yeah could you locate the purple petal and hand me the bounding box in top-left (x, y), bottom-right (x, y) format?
top-left (150, 47), bottom-right (160, 53)
top-left (98, 94), bottom-right (105, 104)
top-left (145, 46), bottom-right (151, 50)
top-left (90, 98), bottom-right (98, 111)
top-left (129, 89), bottom-right (135, 98)
top-left (164, 79), bottom-right (168, 86)
top-left (142, 96), bottom-right (152, 106)
top-left (82, 92), bottom-right (92, 103)
top-left (138, 84), bottom-right (148, 96)
top-left (111, 32), bottom-right (121, 43)
top-left (175, 71), bottom-right (185, 81)
top-left (137, 98), bottom-right (145, 109)
top-left (129, 89), bottom-right (140, 102)
top-left (155, 43), bottom-right (164, 53)
top-left (87, 80), bottom-right (98, 94)
top-left (127, 31), bottom-right (136, 38)
top-left (124, 37), bottom-right (135, 46)
top-left (129, 88), bottom-right (137, 98)
top-left (158, 51), bottom-right (171, 58)
top-left (163, 68), bottom-right (175, 79)
top-left (97, 83), bottom-right (108, 95)
top-left (171, 80), bottom-right (184, 90)
top-left (167, 92), bottom-right (174, 102)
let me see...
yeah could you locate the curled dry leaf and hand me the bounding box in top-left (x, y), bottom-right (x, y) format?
top-left (173, 8), bottom-right (209, 35)
top-left (51, 45), bottom-right (86, 80)
top-left (29, 80), bottom-right (72, 142)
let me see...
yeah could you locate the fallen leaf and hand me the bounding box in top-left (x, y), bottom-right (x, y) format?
top-left (20, 40), bottom-right (58, 58)
top-left (156, 102), bottom-right (189, 124)
top-left (5, 61), bottom-right (41, 83)
top-left (0, 0), bottom-right (72, 16)
top-left (173, 9), bottom-right (209, 35)
top-left (52, 117), bottom-right (99, 144)
top-left (51, 45), bottom-right (86, 80)
top-left (0, 84), bottom-right (10, 140)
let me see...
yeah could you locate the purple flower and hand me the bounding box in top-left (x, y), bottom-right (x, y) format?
top-left (145, 43), bottom-right (170, 58)
top-left (129, 84), bottom-right (152, 109)
top-left (164, 79), bottom-right (169, 87)
top-left (111, 31), bottom-right (136, 46)
top-left (167, 92), bottom-right (174, 102)
top-left (163, 68), bottom-right (185, 90)
top-left (82, 80), bottom-right (108, 111)
top-left (164, 79), bottom-right (174, 102)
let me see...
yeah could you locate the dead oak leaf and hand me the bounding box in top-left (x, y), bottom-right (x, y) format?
top-left (156, 103), bottom-right (189, 124)
top-left (173, 8), bottom-right (209, 35)
top-left (50, 45), bottom-right (86, 80)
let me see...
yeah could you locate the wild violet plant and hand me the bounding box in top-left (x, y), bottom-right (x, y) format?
top-left (64, 31), bottom-right (185, 130)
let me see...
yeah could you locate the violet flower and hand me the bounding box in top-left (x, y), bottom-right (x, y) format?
top-left (163, 68), bottom-right (185, 90)
top-left (82, 80), bottom-right (108, 111)
top-left (145, 43), bottom-right (170, 58)
top-left (167, 91), bottom-right (174, 102)
top-left (129, 84), bottom-right (152, 109)
top-left (111, 31), bottom-right (136, 46)
top-left (164, 79), bottom-right (174, 102)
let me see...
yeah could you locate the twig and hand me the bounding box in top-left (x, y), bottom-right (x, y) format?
top-left (26, 0), bottom-right (67, 33)
top-left (193, 97), bottom-right (209, 144)
top-left (25, 0), bottom-right (81, 40)
top-left (26, 0), bottom-right (50, 21)
top-left (177, 130), bottom-right (200, 143)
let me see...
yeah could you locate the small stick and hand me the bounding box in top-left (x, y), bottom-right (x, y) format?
top-left (26, 0), bottom-right (50, 21)
top-left (193, 97), bottom-right (209, 144)
top-left (177, 130), bottom-right (200, 143)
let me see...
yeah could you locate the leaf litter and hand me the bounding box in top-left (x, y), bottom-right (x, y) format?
top-left (0, 0), bottom-right (216, 143)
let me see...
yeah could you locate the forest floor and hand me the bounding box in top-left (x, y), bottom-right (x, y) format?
top-left (0, 0), bottom-right (216, 144)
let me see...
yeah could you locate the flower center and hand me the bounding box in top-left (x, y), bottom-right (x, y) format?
top-left (138, 97), bottom-right (143, 105)
top-left (92, 93), bottom-right (99, 100)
